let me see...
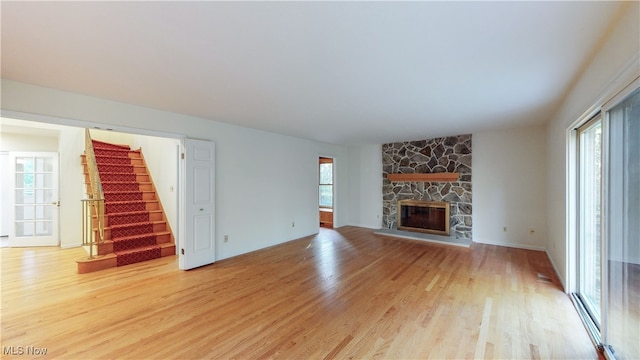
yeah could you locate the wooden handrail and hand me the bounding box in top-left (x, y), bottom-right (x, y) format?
top-left (82, 129), bottom-right (105, 258)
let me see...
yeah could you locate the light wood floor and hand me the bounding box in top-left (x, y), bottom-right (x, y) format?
top-left (1, 227), bottom-right (599, 359)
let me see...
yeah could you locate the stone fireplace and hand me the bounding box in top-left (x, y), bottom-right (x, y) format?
top-left (382, 134), bottom-right (472, 239)
top-left (398, 200), bottom-right (450, 236)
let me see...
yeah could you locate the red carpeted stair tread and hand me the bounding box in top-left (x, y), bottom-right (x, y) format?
top-left (112, 234), bottom-right (158, 252)
top-left (102, 182), bottom-right (141, 192)
top-left (95, 155), bottom-right (131, 161)
top-left (97, 164), bottom-right (134, 173)
top-left (110, 222), bottom-right (154, 239)
top-left (92, 140), bottom-right (131, 150)
top-left (104, 194), bottom-right (143, 202)
top-left (105, 201), bottom-right (147, 213)
top-left (103, 191), bottom-right (143, 202)
top-left (94, 149), bottom-right (132, 157)
top-left (115, 245), bottom-right (161, 267)
top-left (107, 211), bottom-right (150, 225)
top-left (93, 145), bottom-right (130, 150)
top-left (99, 172), bottom-right (137, 182)
top-left (94, 157), bottom-right (133, 166)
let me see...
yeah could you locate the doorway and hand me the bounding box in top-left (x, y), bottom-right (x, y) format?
top-left (319, 157), bottom-right (334, 229)
top-left (1, 117), bottom-right (181, 254)
top-left (570, 84), bottom-right (640, 360)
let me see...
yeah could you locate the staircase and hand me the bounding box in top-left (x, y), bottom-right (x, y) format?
top-left (77, 139), bottom-right (175, 273)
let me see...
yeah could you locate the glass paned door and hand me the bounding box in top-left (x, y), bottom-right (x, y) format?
top-left (9, 152), bottom-right (59, 247)
top-left (606, 87), bottom-right (640, 360)
top-left (577, 116), bottom-right (603, 327)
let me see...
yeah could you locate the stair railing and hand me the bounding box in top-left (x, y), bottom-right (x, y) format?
top-left (81, 129), bottom-right (105, 258)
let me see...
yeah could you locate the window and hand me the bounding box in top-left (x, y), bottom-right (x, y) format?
top-left (319, 158), bottom-right (333, 208)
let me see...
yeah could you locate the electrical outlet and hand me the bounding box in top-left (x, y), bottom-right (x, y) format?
top-left (224, 235), bottom-right (229, 243)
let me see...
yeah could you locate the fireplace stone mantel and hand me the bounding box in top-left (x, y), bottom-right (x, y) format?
top-left (387, 173), bottom-right (460, 182)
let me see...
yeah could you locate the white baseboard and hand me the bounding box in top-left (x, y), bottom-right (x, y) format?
top-left (546, 250), bottom-right (567, 292)
top-left (347, 223), bottom-right (382, 230)
top-left (473, 238), bottom-right (546, 252)
top-left (61, 243), bottom-right (82, 249)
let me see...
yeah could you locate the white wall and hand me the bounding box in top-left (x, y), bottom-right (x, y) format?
top-left (1, 80), bottom-right (350, 261)
top-left (473, 126), bottom-right (547, 250)
top-left (57, 126), bottom-right (85, 248)
top-left (546, 2), bottom-right (640, 288)
top-left (0, 132), bottom-right (58, 152)
top-left (347, 143), bottom-right (383, 229)
top-left (131, 135), bottom-right (180, 236)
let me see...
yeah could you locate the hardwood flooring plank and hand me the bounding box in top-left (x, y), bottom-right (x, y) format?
top-left (474, 297), bottom-right (493, 360)
top-left (322, 335), bottom-right (353, 360)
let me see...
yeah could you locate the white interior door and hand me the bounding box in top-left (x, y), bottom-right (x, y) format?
top-left (180, 139), bottom-right (216, 270)
top-left (0, 152), bottom-right (10, 237)
top-left (9, 152), bottom-right (59, 247)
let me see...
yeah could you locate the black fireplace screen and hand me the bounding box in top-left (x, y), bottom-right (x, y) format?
top-left (400, 205), bottom-right (447, 232)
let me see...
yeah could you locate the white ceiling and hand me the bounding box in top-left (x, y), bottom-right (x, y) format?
top-left (0, 1), bottom-right (626, 144)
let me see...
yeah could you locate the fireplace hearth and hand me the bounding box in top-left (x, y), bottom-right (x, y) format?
top-left (398, 200), bottom-right (450, 236)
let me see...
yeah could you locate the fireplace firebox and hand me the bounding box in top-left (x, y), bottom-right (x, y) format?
top-left (398, 200), bottom-right (450, 236)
